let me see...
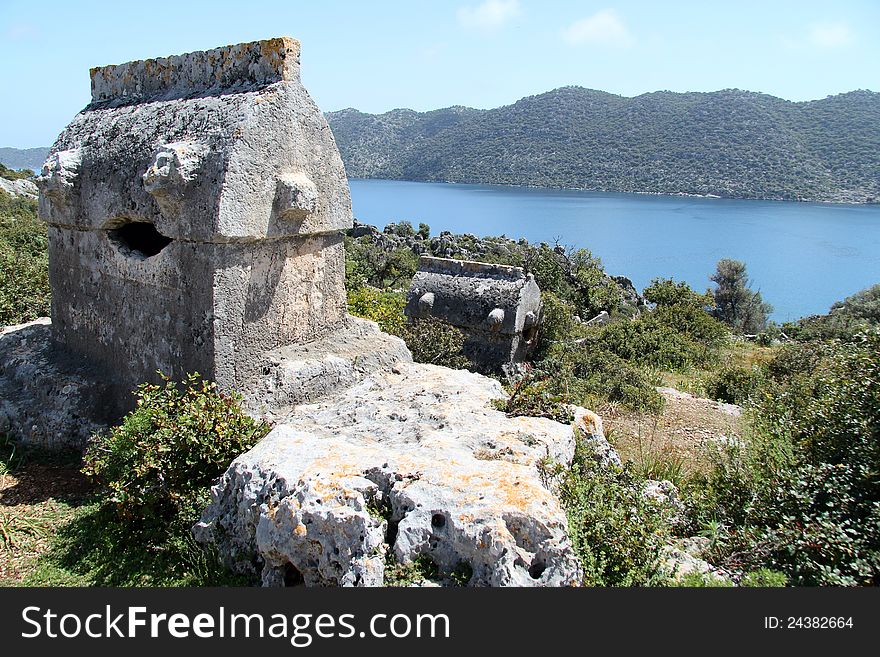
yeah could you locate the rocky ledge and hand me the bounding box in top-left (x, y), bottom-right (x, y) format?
top-left (0, 177), bottom-right (39, 199)
top-left (195, 362), bottom-right (613, 587)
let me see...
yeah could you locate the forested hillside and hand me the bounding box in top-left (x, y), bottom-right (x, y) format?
top-left (327, 87), bottom-right (880, 203)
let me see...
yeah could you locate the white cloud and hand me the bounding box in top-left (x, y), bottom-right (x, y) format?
top-left (807, 21), bottom-right (854, 48)
top-left (561, 9), bottom-right (634, 48)
top-left (457, 0), bottom-right (522, 31)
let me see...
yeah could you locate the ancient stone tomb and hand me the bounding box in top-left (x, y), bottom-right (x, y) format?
top-left (37, 37), bottom-right (351, 401)
top-left (404, 255), bottom-right (541, 369)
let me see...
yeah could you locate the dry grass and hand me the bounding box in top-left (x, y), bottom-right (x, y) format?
top-left (599, 386), bottom-right (744, 480)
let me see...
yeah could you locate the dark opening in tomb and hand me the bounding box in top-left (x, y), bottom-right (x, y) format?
top-left (108, 221), bottom-right (173, 258)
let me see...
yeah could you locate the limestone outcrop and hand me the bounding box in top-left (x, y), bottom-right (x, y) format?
top-left (0, 315), bottom-right (408, 449)
top-left (0, 319), bottom-right (111, 449)
top-left (0, 177), bottom-right (38, 199)
top-left (194, 362), bottom-right (608, 587)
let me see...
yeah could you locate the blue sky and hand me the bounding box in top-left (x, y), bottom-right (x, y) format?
top-left (1, 0), bottom-right (878, 147)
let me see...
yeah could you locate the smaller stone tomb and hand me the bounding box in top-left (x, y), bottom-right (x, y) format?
top-left (404, 256), bottom-right (541, 369)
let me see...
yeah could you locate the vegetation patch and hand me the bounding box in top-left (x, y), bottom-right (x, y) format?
top-left (540, 432), bottom-right (673, 586)
top-left (0, 190), bottom-right (49, 326)
top-left (682, 333), bottom-right (880, 585)
top-left (83, 372), bottom-right (270, 519)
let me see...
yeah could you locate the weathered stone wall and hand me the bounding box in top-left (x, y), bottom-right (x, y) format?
top-left (48, 229), bottom-right (346, 395)
top-left (404, 255), bottom-right (541, 368)
top-left (37, 38), bottom-right (352, 401)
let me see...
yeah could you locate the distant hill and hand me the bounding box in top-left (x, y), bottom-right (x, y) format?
top-left (0, 147), bottom-right (49, 173)
top-left (326, 87), bottom-right (880, 203)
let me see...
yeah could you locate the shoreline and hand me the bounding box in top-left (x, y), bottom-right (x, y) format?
top-left (347, 176), bottom-right (878, 207)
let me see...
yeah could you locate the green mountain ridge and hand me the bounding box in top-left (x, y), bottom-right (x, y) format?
top-left (326, 87), bottom-right (880, 203)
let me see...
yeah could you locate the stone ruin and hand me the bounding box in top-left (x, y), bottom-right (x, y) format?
top-left (1, 38), bottom-right (409, 443)
top-left (0, 37), bottom-right (629, 587)
top-left (37, 37), bottom-right (353, 408)
top-left (405, 255), bottom-right (541, 370)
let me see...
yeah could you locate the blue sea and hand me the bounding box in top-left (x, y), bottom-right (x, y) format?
top-left (349, 179), bottom-right (880, 322)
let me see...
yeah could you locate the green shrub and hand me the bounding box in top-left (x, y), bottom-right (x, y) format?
top-left (741, 568), bottom-right (787, 587)
top-left (705, 365), bottom-right (764, 405)
top-left (83, 373), bottom-right (270, 519)
top-left (543, 433), bottom-right (672, 586)
top-left (402, 318), bottom-right (470, 370)
top-left (384, 554), bottom-right (439, 587)
top-left (644, 277), bottom-right (714, 310)
top-left (566, 346), bottom-right (665, 414)
top-left (0, 191), bottom-right (50, 326)
top-left (346, 286), bottom-right (407, 335)
top-left (684, 334), bottom-right (880, 585)
top-left (496, 365), bottom-right (575, 424)
top-left (347, 287), bottom-right (471, 370)
top-left (677, 572), bottom-right (733, 587)
top-left (794, 284), bottom-right (880, 341)
top-left (534, 292), bottom-right (584, 358)
top-left (344, 236), bottom-right (419, 290)
top-left (574, 286), bottom-right (727, 373)
top-left (0, 163), bottom-right (35, 181)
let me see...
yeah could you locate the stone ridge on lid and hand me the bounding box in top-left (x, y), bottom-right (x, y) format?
top-left (417, 255), bottom-right (527, 280)
top-left (89, 37), bottom-right (301, 102)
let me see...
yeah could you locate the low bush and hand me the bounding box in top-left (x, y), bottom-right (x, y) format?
top-left (565, 347), bottom-right (665, 414)
top-left (705, 365), bottom-right (764, 405)
top-left (346, 286), bottom-right (407, 335)
top-left (683, 334), bottom-right (880, 585)
top-left (542, 432), bottom-right (672, 586)
top-left (793, 284), bottom-right (880, 342)
top-left (401, 318), bottom-right (470, 370)
top-left (533, 292), bottom-right (586, 358)
top-left (346, 287), bottom-right (471, 370)
top-left (344, 236), bottom-right (419, 290)
top-left (644, 277), bottom-right (714, 310)
top-left (384, 554), bottom-right (439, 587)
top-left (570, 285), bottom-right (727, 374)
top-left (496, 365), bottom-right (575, 424)
top-left (0, 163), bottom-right (35, 181)
top-left (83, 373), bottom-right (270, 520)
top-left (0, 191), bottom-right (49, 326)
top-left (740, 568), bottom-right (787, 587)
top-left (499, 347), bottom-right (663, 419)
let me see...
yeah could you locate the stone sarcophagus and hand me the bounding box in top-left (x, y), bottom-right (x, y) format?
top-left (404, 256), bottom-right (541, 369)
top-left (37, 38), bottom-right (351, 404)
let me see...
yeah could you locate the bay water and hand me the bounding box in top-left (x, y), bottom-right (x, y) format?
top-left (350, 178), bottom-right (880, 322)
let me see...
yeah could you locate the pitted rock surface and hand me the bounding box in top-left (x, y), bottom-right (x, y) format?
top-left (0, 319), bottom-right (112, 449)
top-left (195, 362), bottom-right (606, 587)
